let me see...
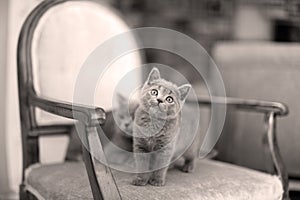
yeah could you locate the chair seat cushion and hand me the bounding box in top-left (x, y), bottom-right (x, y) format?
top-left (26, 159), bottom-right (282, 200)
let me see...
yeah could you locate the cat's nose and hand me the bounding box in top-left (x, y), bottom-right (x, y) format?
top-left (125, 123), bottom-right (130, 127)
top-left (157, 98), bottom-right (163, 104)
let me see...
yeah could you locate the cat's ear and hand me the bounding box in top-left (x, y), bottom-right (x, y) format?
top-left (145, 67), bottom-right (160, 85)
top-left (117, 93), bottom-right (127, 106)
top-left (178, 84), bottom-right (191, 101)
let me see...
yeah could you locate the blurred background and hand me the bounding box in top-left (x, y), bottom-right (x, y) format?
top-left (0, 0), bottom-right (299, 199)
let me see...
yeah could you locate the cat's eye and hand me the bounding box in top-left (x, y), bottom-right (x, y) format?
top-left (150, 89), bottom-right (158, 96)
top-left (166, 96), bottom-right (173, 103)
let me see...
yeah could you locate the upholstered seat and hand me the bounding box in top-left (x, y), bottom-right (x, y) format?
top-left (26, 159), bottom-right (282, 200)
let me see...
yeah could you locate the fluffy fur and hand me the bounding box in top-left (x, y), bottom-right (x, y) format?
top-left (101, 94), bottom-right (138, 166)
top-left (132, 68), bottom-right (191, 186)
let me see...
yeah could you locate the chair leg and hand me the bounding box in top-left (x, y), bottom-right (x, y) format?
top-left (20, 183), bottom-right (38, 200)
top-left (19, 183), bottom-right (27, 200)
top-left (27, 193), bottom-right (38, 200)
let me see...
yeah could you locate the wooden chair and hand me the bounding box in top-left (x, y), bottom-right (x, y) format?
top-left (18, 0), bottom-right (289, 199)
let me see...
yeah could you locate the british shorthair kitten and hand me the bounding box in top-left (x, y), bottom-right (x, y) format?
top-left (111, 93), bottom-right (137, 152)
top-left (66, 94), bottom-right (137, 162)
top-left (101, 94), bottom-right (139, 166)
top-left (132, 68), bottom-right (191, 186)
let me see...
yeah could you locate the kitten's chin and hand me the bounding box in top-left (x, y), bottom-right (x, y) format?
top-left (148, 104), bottom-right (164, 113)
top-left (148, 106), bottom-right (168, 119)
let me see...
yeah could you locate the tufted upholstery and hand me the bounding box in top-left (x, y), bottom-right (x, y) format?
top-left (26, 159), bottom-right (282, 200)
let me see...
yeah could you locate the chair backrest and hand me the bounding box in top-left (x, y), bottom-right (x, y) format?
top-left (213, 42), bottom-right (300, 176)
top-left (31, 0), bottom-right (142, 125)
top-left (17, 0), bottom-right (141, 167)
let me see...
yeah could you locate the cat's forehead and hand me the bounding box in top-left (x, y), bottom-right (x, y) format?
top-left (157, 85), bottom-right (172, 94)
top-left (150, 80), bottom-right (180, 96)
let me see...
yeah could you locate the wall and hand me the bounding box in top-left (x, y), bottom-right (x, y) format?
top-left (233, 4), bottom-right (272, 40)
top-left (0, 0), bottom-right (10, 197)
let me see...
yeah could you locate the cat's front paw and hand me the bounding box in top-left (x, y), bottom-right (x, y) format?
top-left (181, 162), bottom-right (195, 173)
top-left (132, 177), bottom-right (148, 186)
top-left (149, 177), bottom-right (165, 186)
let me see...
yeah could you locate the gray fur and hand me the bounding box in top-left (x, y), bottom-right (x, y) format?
top-left (132, 68), bottom-right (191, 186)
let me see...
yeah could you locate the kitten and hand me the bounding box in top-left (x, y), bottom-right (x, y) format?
top-left (65, 85), bottom-right (202, 173)
top-left (132, 68), bottom-right (191, 186)
top-left (109, 93), bottom-right (138, 152)
top-left (65, 93), bottom-right (136, 162)
top-left (102, 94), bottom-right (138, 165)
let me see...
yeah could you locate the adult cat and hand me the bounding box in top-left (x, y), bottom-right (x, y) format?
top-left (132, 68), bottom-right (191, 186)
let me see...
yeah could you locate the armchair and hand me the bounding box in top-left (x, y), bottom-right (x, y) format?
top-left (17, 0), bottom-right (289, 199)
top-left (213, 42), bottom-right (300, 195)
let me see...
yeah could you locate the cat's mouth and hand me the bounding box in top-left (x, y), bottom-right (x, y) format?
top-left (157, 103), bottom-right (167, 111)
top-left (148, 101), bottom-right (167, 112)
top-left (157, 103), bottom-right (167, 112)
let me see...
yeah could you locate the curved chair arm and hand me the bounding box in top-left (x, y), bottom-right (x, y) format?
top-left (187, 96), bottom-right (289, 199)
top-left (187, 95), bottom-right (288, 116)
top-left (29, 93), bottom-right (106, 126)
